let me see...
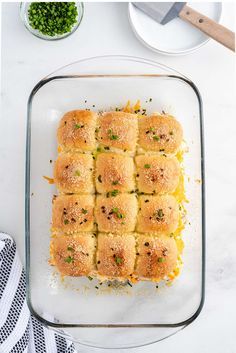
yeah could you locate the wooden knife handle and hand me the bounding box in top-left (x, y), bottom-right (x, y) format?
top-left (179, 5), bottom-right (235, 52)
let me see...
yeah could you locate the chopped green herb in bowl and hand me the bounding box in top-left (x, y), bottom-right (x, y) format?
top-left (20, 2), bottom-right (84, 40)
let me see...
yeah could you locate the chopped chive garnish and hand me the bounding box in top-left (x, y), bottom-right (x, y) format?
top-left (64, 256), bottom-right (74, 263)
top-left (115, 256), bottom-right (123, 264)
top-left (155, 209), bottom-right (164, 220)
top-left (67, 246), bottom-right (74, 252)
top-left (87, 276), bottom-right (93, 281)
top-left (112, 180), bottom-right (119, 185)
top-left (112, 207), bottom-right (119, 213)
top-left (81, 208), bottom-right (88, 214)
top-left (28, 2), bottom-right (78, 37)
top-left (153, 135), bottom-right (160, 141)
top-left (111, 189), bottom-right (119, 197)
top-left (157, 257), bottom-right (165, 263)
top-left (64, 219), bottom-right (69, 225)
top-left (107, 189), bottom-right (119, 197)
top-left (110, 135), bottom-right (119, 140)
top-left (75, 123), bottom-right (82, 129)
top-left (74, 170), bottom-right (81, 176)
top-left (111, 207), bottom-right (125, 219)
top-left (107, 129), bottom-right (119, 140)
top-left (144, 164), bottom-right (151, 169)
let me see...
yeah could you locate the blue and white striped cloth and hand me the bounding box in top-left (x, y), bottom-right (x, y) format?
top-left (0, 232), bottom-right (76, 353)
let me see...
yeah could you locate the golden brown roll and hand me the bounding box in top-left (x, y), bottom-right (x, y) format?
top-left (138, 114), bottom-right (183, 154)
top-left (54, 152), bottom-right (94, 194)
top-left (96, 233), bottom-right (135, 278)
top-left (97, 111), bottom-right (138, 152)
top-left (135, 234), bottom-right (178, 280)
top-left (135, 155), bottom-right (180, 194)
top-left (57, 110), bottom-right (97, 151)
top-left (95, 153), bottom-right (135, 193)
top-left (52, 195), bottom-right (95, 234)
top-left (50, 233), bottom-right (96, 276)
top-left (136, 195), bottom-right (179, 234)
top-left (95, 194), bottom-right (138, 233)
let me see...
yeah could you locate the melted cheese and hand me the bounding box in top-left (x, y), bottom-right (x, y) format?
top-left (123, 100), bottom-right (141, 113)
top-left (43, 176), bottom-right (55, 184)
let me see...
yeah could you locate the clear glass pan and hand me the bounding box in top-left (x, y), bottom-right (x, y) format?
top-left (25, 56), bottom-right (205, 349)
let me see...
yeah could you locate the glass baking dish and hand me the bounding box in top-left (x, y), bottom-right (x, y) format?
top-left (25, 56), bottom-right (205, 349)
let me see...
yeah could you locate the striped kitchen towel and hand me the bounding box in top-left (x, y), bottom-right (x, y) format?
top-left (0, 232), bottom-right (76, 353)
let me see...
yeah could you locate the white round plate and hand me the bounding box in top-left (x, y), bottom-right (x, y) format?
top-left (128, 2), bottom-right (222, 55)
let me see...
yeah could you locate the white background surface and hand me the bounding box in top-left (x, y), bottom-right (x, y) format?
top-left (1, 2), bottom-right (236, 352)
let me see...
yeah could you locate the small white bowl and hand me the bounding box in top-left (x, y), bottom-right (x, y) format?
top-left (128, 2), bottom-right (222, 55)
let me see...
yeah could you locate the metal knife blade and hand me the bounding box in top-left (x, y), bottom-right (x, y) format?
top-left (132, 2), bottom-right (187, 25)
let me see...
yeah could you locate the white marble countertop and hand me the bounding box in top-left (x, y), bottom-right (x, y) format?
top-left (1, 2), bottom-right (236, 352)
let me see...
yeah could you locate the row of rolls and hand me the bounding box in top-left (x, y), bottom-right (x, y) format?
top-left (50, 109), bottom-right (184, 283)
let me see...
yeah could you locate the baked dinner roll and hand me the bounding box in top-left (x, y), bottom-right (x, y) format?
top-left (54, 152), bottom-right (94, 194)
top-left (138, 114), bottom-right (183, 154)
top-left (135, 234), bottom-right (178, 280)
top-left (97, 111), bottom-right (138, 153)
top-left (135, 155), bottom-right (180, 194)
top-left (96, 233), bottom-right (135, 278)
top-left (95, 153), bottom-right (135, 193)
top-left (137, 195), bottom-right (179, 234)
top-left (95, 194), bottom-right (138, 233)
top-left (57, 110), bottom-right (97, 151)
top-left (50, 233), bottom-right (96, 276)
top-left (52, 195), bottom-right (95, 233)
